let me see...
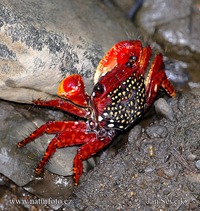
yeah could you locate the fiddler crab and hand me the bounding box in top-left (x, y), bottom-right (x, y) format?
top-left (17, 40), bottom-right (176, 185)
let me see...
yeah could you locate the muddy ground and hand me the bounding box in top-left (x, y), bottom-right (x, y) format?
top-left (60, 88), bottom-right (200, 211)
top-left (1, 88), bottom-right (200, 211)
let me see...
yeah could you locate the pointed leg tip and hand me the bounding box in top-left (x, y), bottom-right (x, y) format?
top-left (171, 91), bottom-right (176, 97)
top-left (17, 142), bottom-right (24, 148)
top-left (35, 167), bottom-right (43, 175)
top-left (73, 168), bottom-right (81, 186)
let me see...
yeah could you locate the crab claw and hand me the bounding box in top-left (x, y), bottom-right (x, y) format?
top-left (57, 74), bottom-right (89, 107)
top-left (94, 40), bottom-right (146, 83)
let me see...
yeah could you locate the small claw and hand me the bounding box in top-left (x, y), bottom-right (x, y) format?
top-left (57, 74), bottom-right (89, 107)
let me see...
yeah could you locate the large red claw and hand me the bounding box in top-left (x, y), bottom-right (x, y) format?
top-left (94, 40), bottom-right (144, 83)
top-left (57, 74), bottom-right (89, 107)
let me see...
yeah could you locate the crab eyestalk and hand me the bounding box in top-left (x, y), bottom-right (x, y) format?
top-left (57, 74), bottom-right (89, 107)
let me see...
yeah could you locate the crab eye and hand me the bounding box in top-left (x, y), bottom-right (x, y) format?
top-left (94, 83), bottom-right (104, 93)
top-left (92, 83), bottom-right (104, 98)
top-left (126, 55), bottom-right (137, 68)
top-left (126, 62), bottom-right (133, 68)
top-left (129, 55), bottom-right (137, 62)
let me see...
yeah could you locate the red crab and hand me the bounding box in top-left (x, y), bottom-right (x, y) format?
top-left (17, 40), bottom-right (176, 185)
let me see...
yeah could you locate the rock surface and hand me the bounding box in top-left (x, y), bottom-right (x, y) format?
top-left (135, 0), bottom-right (200, 82)
top-left (0, 173), bottom-right (52, 211)
top-left (0, 0), bottom-right (136, 103)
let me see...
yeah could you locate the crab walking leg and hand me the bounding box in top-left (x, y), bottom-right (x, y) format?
top-left (145, 54), bottom-right (176, 106)
top-left (138, 45), bottom-right (152, 74)
top-left (161, 76), bottom-right (176, 97)
top-left (17, 121), bottom-right (88, 147)
top-left (33, 99), bottom-right (89, 118)
top-left (34, 131), bottom-right (97, 174)
top-left (73, 137), bottom-right (112, 185)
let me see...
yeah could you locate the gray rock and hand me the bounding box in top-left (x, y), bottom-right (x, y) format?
top-left (154, 98), bottom-right (175, 121)
top-left (145, 124), bottom-right (168, 138)
top-left (195, 160), bottom-right (200, 170)
top-left (164, 58), bottom-right (189, 86)
top-left (0, 0), bottom-right (136, 103)
top-left (188, 82), bottom-right (200, 89)
top-left (135, 0), bottom-right (200, 84)
top-left (24, 172), bottom-right (74, 210)
top-left (187, 153), bottom-right (197, 161)
top-left (128, 124), bottom-right (142, 144)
